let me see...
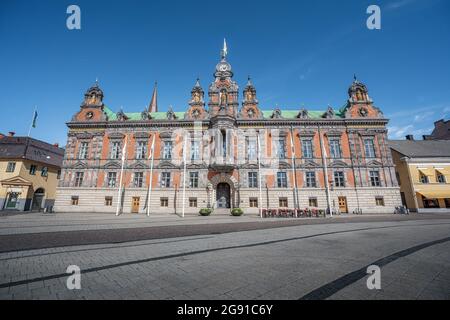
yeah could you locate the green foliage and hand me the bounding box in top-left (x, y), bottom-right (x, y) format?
top-left (231, 208), bottom-right (244, 216)
top-left (199, 208), bottom-right (213, 216)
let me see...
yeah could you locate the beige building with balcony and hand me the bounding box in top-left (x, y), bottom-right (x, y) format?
top-left (389, 139), bottom-right (450, 213)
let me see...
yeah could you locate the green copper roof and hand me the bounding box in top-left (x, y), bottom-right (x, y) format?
top-left (103, 105), bottom-right (348, 121)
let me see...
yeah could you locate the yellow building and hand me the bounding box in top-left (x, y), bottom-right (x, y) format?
top-left (0, 134), bottom-right (64, 212)
top-left (389, 139), bottom-right (450, 213)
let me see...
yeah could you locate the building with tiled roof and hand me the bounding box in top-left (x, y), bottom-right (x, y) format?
top-left (0, 133), bottom-right (64, 211)
top-left (55, 42), bottom-right (401, 215)
top-left (389, 138), bottom-right (450, 212)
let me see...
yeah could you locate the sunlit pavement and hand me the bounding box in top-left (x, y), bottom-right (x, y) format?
top-left (0, 212), bottom-right (449, 300)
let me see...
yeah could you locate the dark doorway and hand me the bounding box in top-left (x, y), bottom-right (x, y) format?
top-left (216, 183), bottom-right (231, 208)
top-left (32, 188), bottom-right (45, 211)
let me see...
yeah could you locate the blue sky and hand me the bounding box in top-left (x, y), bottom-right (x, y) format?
top-left (1, 0), bottom-right (449, 145)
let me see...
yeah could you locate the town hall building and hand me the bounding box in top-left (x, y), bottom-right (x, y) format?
top-left (54, 43), bottom-right (401, 215)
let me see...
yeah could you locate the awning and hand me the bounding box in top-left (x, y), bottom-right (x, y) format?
top-left (417, 189), bottom-right (450, 199)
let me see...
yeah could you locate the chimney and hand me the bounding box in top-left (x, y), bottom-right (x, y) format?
top-left (405, 135), bottom-right (414, 141)
top-left (8, 131), bottom-right (15, 137)
top-left (53, 143), bottom-right (59, 148)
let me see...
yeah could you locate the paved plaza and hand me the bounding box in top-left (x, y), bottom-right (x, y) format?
top-left (0, 212), bottom-right (449, 300)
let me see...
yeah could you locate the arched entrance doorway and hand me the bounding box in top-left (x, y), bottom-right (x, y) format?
top-left (32, 188), bottom-right (45, 211)
top-left (216, 183), bottom-right (231, 208)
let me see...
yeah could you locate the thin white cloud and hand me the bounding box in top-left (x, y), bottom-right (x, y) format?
top-left (386, 0), bottom-right (416, 10)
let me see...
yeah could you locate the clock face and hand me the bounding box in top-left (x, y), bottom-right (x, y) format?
top-left (86, 111), bottom-right (94, 119)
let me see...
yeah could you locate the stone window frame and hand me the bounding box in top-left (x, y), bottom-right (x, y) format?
top-left (107, 172), bottom-right (117, 188)
top-left (160, 171), bottom-right (171, 188)
top-left (329, 139), bottom-right (342, 159)
top-left (29, 164), bottom-right (37, 175)
top-left (110, 140), bottom-right (122, 160)
top-left (363, 138), bottom-right (376, 159)
top-left (333, 170), bottom-right (346, 188)
top-left (369, 170), bottom-right (381, 187)
top-left (78, 141), bottom-right (89, 160)
top-left (309, 197), bottom-right (318, 207)
top-left (190, 140), bottom-right (201, 161)
top-left (305, 171), bottom-right (317, 188)
top-left (189, 197), bottom-right (198, 207)
top-left (105, 196), bottom-right (113, 206)
top-left (279, 197), bottom-right (288, 208)
top-left (248, 171), bottom-right (258, 188)
top-left (246, 136), bottom-right (257, 161)
top-left (249, 197), bottom-right (258, 208)
top-left (301, 139), bottom-right (314, 159)
top-left (276, 138), bottom-right (287, 159)
top-left (135, 140), bottom-right (148, 160)
top-left (160, 197), bottom-right (169, 207)
top-left (133, 171), bottom-right (144, 188)
top-left (71, 196), bottom-right (79, 205)
top-left (74, 172), bottom-right (84, 187)
top-left (375, 196), bottom-right (385, 206)
top-left (189, 171), bottom-right (199, 188)
top-left (41, 166), bottom-right (48, 177)
top-left (277, 171), bottom-right (288, 188)
top-left (6, 162), bottom-right (16, 173)
top-left (162, 140), bottom-right (173, 160)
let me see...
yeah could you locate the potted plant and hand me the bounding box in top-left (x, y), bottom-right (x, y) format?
top-left (231, 208), bottom-right (244, 216)
top-left (199, 208), bottom-right (212, 216)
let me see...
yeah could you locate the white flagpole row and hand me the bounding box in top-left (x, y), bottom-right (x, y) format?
top-left (289, 127), bottom-right (298, 210)
top-left (116, 136), bottom-right (127, 216)
top-left (146, 134), bottom-right (156, 217)
top-left (319, 131), bottom-right (332, 217)
top-left (181, 134), bottom-right (187, 218)
top-left (257, 132), bottom-right (263, 218)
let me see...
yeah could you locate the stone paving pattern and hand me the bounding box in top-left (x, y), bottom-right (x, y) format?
top-left (0, 212), bottom-right (449, 300)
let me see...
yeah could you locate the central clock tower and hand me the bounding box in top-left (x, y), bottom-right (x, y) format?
top-left (208, 40), bottom-right (239, 118)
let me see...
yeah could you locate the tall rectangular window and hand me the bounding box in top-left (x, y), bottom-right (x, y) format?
top-left (305, 171), bottom-right (317, 188)
top-left (279, 197), bottom-right (288, 207)
top-left (74, 172), bottom-right (84, 187)
top-left (29, 165), bottom-right (37, 175)
top-left (6, 162), bottom-right (16, 172)
top-left (111, 141), bottom-right (121, 160)
top-left (136, 141), bottom-right (147, 160)
top-left (302, 140), bottom-right (313, 159)
top-left (107, 172), bottom-right (117, 188)
top-left (248, 172), bottom-right (258, 188)
top-left (277, 172), bottom-right (287, 188)
top-left (364, 139), bottom-right (376, 158)
top-left (79, 142), bottom-right (89, 159)
top-left (160, 197), bottom-right (169, 207)
top-left (329, 140), bottom-right (341, 159)
top-left (437, 172), bottom-right (446, 184)
top-left (189, 172), bottom-right (199, 188)
top-left (134, 172), bottom-right (144, 188)
top-left (163, 141), bottom-right (172, 160)
top-left (161, 172), bottom-right (171, 188)
top-left (334, 171), bottom-right (345, 187)
top-left (190, 141), bottom-right (200, 160)
top-left (369, 171), bottom-right (381, 187)
top-left (105, 196), bottom-right (113, 206)
top-left (247, 138), bottom-right (257, 160)
top-left (41, 167), bottom-right (48, 177)
top-left (277, 139), bottom-right (286, 159)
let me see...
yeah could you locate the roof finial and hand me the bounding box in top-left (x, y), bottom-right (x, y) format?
top-left (221, 38), bottom-right (228, 59)
top-left (94, 77), bottom-right (99, 86)
top-left (353, 74), bottom-right (357, 82)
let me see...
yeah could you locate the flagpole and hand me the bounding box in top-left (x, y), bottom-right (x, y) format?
top-left (290, 126), bottom-right (299, 211)
top-left (181, 133), bottom-right (187, 218)
top-left (28, 106), bottom-right (37, 137)
top-left (116, 136), bottom-right (127, 216)
top-left (318, 128), bottom-right (332, 217)
top-left (257, 131), bottom-right (263, 218)
top-left (146, 134), bottom-right (156, 217)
